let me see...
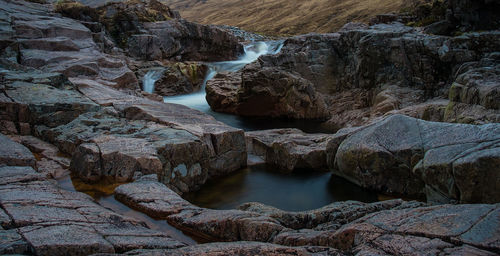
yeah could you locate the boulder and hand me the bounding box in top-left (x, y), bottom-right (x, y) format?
top-left (206, 63), bottom-right (330, 119)
top-left (245, 128), bottom-right (332, 171)
top-left (333, 114), bottom-right (500, 203)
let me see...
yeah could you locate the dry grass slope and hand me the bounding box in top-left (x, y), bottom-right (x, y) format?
top-left (160, 0), bottom-right (416, 36)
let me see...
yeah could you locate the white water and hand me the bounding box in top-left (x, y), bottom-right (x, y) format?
top-left (142, 68), bottom-right (165, 94)
top-left (162, 40), bottom-right (284, 111)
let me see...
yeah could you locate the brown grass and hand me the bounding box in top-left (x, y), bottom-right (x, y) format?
top-left (160, 0), bottom-right (419, 36)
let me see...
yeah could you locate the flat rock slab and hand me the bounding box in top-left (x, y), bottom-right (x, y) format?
top-left (245, 128), bottom-right (333, 171)
top-left (0, 133), bottom-right (36, 167)
top-left (0, 137), bottom-right (187, 256)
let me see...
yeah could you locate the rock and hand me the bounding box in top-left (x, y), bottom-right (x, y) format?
top-left (115, 179), bottom-right (499, 255)
top-left (423, 20), bottom-right (454, 35)
top-left (206, 24), bottom-right (500, 128)
top-left (330, 203), bottom-right (500, 254)
top-left (333, 114), bottom-right (500, 203)
top-left (245, 128), bottom-right (332, 171)
top-left (3, 81), bottom-right (100, 127)
top-left (0, 133), bottom-right (36, 168)
top-left (141, 20), bottom-right (243, 61)
top-left (138, 62), bottom-right (208, 96)
top-left (448, 0), bottom-right (500, 31)
top-left (114, 180), bottom-right (196, 218)
top-left (206, 63), bottom-right (330, 119)
top-left (0, 229), bottom-right (30, 255)
top-left (122, 241), bottom-right (343, 256)
top-left (0, 161), bottom-right (187, 256)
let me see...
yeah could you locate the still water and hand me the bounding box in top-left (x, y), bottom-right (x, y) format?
top-left (183, 164), bottom-right (378, 212)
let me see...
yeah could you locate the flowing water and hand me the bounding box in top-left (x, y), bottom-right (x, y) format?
top-left (146, 41), bottom-right (379, 211)
top-left (142, 68), bottom-right (165, 94)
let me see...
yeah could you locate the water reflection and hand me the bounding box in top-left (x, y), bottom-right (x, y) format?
top-left (183, 164), bottom-right (378, 212)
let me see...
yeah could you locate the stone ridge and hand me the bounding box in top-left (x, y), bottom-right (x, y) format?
top-left (114, 179), bottom-right (500, 255)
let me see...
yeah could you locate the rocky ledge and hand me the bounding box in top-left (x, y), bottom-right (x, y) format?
top-left (0, 0), bottom-right (499, 255)
top-left (206, 22), bottom-right (499, 129)
top-left (113, 178), bottom-right (500, 255)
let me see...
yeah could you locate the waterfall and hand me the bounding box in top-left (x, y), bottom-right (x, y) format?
top-left (142, 69), bottom-right (165, 94)
top-left (163, 40), bottom-right (285, 111)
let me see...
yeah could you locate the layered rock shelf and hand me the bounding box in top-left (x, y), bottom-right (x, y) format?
top-left (0, 0), bottom-right (499, 255)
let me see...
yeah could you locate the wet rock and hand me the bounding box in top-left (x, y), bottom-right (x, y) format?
top-left (333, 114), bottom-right (500, 203)
top-left (0, 133), bottom-right (36, 168)
top-left (245, 128), bottom-right (332, 171)
top-left (0, 156), bottom-right (187, 256)
top-left (206, 63), bottom-right (330, 119)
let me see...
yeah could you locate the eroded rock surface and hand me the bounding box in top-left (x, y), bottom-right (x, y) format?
top-left (206, 23), bottom-right (500, 129)
top-left (0, 135), bottom-right (186, 256)
top-left (114, 178), bottom-right (500, 255)
top-left (333, 114), bottom-right (500, 203)
top-left (245, 128), bottom-right (332, 171)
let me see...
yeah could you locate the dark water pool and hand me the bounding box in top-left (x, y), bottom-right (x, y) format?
top-left (183, 164), bottom-right (379, 212)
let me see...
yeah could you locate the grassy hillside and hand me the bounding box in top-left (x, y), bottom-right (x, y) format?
top-left (160, 0), bottom-right (417, 36)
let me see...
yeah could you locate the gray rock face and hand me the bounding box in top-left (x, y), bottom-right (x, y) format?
top-left (0, 136), bottom-right (187, 256)
top-left (206, 23), bottom-right (500, 128)
top-left (448, 0), bottom-right (500, 31)
top-left (0, 133), bottom-right (36, 168)
top-left (0, 0), bottom-right (139, 90)
top-left (333, 114), bottom-right (500, 203)
top-left (115, 178), bottom-right (500, 255)
top-left (206, 63), bottom-right (330, 119)
top-left (245, 128), bottom-right (332, 171)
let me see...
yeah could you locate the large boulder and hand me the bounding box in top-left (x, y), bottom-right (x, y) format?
top-left (332, 114), bottom-right (500, 203)
top-left (206, 63), bottom-right (330, 119)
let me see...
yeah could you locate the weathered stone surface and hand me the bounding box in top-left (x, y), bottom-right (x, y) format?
top-left (115, 179), bottom-right (499, 255)
top-left (330, 203), bottom-right (500, 254)
top-left (206, 23), bottom-right (500, 129)
top-left (0, 144), bottom-right (187, 256)
top-left (333, 114), bottom-right (500, 203)
top-left (122, 241), bottom-right (343, 256)
top-left (245, 128), bottom-right (332, 171)
top-left (206, 63), bottom-right (330, 119)
top-left (0, 229), bottom-right (30, 255)
top-left (0, 133), bottom-right (36, 168)
top-left (3, 80), bottom-right (100, 127)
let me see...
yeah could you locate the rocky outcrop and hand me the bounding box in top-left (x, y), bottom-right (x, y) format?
top-left (114, 178), bottom-right (500, 255)
top-left (0, 133), bottom-right (36, 168)
top-left (0, 135), bottom-right (186, 256)
top-left (206, 23), bottom-right (500, 129)
top-left (56, 0), bottom-right (243, 61)
top-left (206, 63), bottom-right (329, 119)
top-left (332, 114), bottom-right (500, 203)
top-left (245, 128), bottom-right (332, 171)
top-left (136, 62), bottom-right (208, 96)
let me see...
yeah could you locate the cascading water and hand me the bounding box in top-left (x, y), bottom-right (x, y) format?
top-left (142, 68), bottom-right (165, 94)
top-left (163, 40), bottom-right (284, 112)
